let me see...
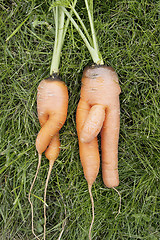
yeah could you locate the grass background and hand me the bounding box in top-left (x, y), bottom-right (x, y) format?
top-left (0, 0), bottom-right (159, 239)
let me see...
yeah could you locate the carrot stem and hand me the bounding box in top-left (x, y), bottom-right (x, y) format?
top-left (61, 6), bottom-right (103, 65)
top-left (68, 4), bottom-right (93, 45)
top-left (88, 184), bottom-right (94, 240)
top-left (50, 7), bottom-right (65, 75)
top-left (84, 0), bottom-right (99, 55)
top-left (50, 0), bottom-right (78, 75)
top-left (62, 0), bottom-right (78, 43)
top-left (28, 153), bottom-right (42, 240)
top-left (43, 161), bottom-right (54, 240)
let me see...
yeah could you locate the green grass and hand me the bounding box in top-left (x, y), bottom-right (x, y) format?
top-left (0, 0), bottom-right (159, 239)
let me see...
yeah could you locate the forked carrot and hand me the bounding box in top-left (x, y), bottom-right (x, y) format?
top-left (36, 78), bottom-right (68, 240)
top-left (77, 65), bottom-right (121, 189)
top-left (28, 0), bottom-right (78, 238)
top-left (62, 1), bottom-right (121, 238)
top-left (28, 77), bottom-right (68, 240)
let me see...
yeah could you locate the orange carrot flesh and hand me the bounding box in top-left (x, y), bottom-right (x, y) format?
top-left (36, 78), bottom-right (68, 240)
top-left (76, 65), bottom-right (121, 188)
top-left (45, 132), bottom-right (60, 163)
top-left (101, 102), bottom-right (120, 188)
top-left (80, 104), bottom-right (105, 143)
top-left (76, 99), bottom-right (100, 187)
top-left (29, 77), bottom-right (68, 240)
top-left (36, 78), bottom-right (68, 155)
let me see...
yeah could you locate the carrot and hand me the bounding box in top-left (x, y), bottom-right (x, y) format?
top-left (36, 77), bottom-right (68, 239)
top-left (36, 78), bottom-right (68, 157)
top-left (28, 0), bottom-right (78, 238)
top-left (28, 77), bottom-right (68, 240)
top-left (77, 65), bottom-right (121, 189)
top-left (62, 1), bottom-right (121, 238)
top-left (76, 99), bottom-right (100, 188)
top-left (76, 64), bottom-right (121, 239)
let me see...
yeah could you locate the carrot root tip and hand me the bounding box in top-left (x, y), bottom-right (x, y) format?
top-left (88, 184), bottom-right (94, 240)
top-left (44, 161), bottom-right (54, 240)
top-left (28, 153), bottom-right (42, 240)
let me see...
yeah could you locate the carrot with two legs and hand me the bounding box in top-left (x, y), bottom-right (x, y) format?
top-left (62, 1), bottom-right (121, 238)
top-left (28, 1), bottom-right (77, 239)
top-left (77, 65), bottom-right (121, 189)
top-left (76, 65), bottom-right (121, 239)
